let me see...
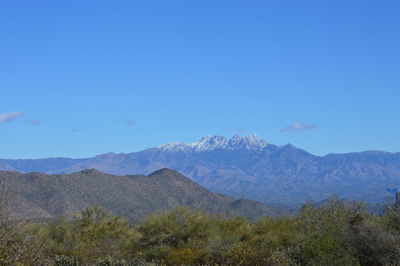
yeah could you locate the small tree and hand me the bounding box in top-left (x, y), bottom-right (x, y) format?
top-left (44, 206), bottom-right (140, 263)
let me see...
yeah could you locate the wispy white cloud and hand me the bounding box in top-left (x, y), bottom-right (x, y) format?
top-left (0, 111), bottom-right (24, 123)
top-left (281, 122), bottom-right (317, 133)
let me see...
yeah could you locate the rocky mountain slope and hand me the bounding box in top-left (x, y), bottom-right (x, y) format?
top-left (1, 134), bottom-right (400, 205)
top-left (0, 168), bottom-right (281, 221)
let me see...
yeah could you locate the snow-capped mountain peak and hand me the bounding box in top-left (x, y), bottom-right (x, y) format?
top-left (228, 134), bottom-right (268, 150)
top-left (192, 135), bottom-right (228, 151)
top-left (158, 134), bottom-right (268, 152)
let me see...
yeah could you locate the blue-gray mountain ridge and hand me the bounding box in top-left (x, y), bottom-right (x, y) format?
top-left (1, 134), bottom-right (400, 206)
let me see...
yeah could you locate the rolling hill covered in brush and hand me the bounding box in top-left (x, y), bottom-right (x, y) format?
top-left (0, 168), bottom-right (281, 221)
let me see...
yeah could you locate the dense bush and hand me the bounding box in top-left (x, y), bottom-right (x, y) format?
top-left (2, 199), bottom-right (400, 265)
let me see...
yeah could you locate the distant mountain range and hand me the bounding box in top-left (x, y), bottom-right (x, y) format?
top-left (1, 134), bottom-right (400, 206)
top-left (0, 168), bottom-right (282, 221)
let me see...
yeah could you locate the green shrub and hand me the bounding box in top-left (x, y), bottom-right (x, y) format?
top-left (137, 207), bottom-right (213, 249)
top-left (52, 255), bottom-right (80, 266)
top-left (3, 199), bottom-right (400, 265)
top-left (43, 206), bottom-right (140, 261)
top-left (225, 242), bottom-right (294, 266)
top-left (165, 248), bottom-right (203, 265)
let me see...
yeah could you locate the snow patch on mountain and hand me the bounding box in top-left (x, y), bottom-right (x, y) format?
top-left (158, 134), bottom-right (269, 152)
top-left (157, 142), bottom-right (193, 152)
top-left (192, 135), bottom-right (229, 151)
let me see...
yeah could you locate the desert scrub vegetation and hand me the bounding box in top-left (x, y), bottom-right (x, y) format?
top-left (2, 197), bottom-right (400, 265)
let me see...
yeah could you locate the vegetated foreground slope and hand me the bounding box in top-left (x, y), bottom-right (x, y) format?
top-left (1, 135), bottom-right (400, 205)
top-left (0, 168), bottom-right (281, 221)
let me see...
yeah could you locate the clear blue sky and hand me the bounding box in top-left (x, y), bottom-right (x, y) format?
top-left (1, 0), bottom-right (399, 159)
